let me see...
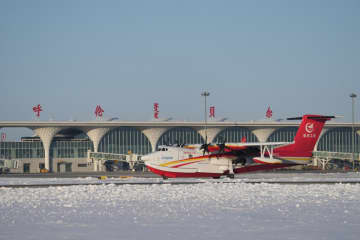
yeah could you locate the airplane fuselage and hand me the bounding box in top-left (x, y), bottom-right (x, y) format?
top-left (143, 115), bottom-right (334, 178)
top-left (143, 146), bottom-right (240, 178)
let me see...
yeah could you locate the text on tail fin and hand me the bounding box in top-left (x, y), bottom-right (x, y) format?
top-left (274, 114), bottom-right (333, 157)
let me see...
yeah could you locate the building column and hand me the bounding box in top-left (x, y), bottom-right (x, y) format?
top-left (139, 127), bottom-right (168, 152)
top-left (195, 127), bottom-right (224, 143)
top-left (82, 127), bottom-right (113, 153)
top-left (33, 127), bottom-right (63, 172)
top-left (250, 128), bottom-right (276, 143)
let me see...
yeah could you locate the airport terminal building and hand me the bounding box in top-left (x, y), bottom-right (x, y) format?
top-left (0, 120), bottom-right (359, 173)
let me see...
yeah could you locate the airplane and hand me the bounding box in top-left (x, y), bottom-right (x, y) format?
top-left (142, 114), bottom-right (334, 179)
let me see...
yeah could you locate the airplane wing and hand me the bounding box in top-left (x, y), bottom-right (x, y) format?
top-left (185, 142), bottom-right (292, 152)
top-left (224, 142), bottom-right (292, 147)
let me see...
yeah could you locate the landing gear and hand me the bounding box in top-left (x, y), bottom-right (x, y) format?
top-left (228, 162), bottom-right (235, 179)
top-left (212, 176), bottom-right (221, 179)
top-left (162, 175), bottom-right (168, 180)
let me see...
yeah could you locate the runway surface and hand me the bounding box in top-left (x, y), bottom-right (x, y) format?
top-left (1, 171), bottom-right (360, 188)
top-left (2, 181), bottom-right (360, 188)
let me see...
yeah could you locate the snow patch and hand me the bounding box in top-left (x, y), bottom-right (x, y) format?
top-left (1, 173), bottom-right (360, 240)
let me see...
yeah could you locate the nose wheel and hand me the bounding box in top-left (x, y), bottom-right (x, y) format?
top-left (228, 174), bottom-right (235, 179)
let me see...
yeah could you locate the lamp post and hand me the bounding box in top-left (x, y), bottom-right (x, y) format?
top-left (201, 91), bottom-right (210, 142)
top-left (350, 93), bottom-right (357, 170)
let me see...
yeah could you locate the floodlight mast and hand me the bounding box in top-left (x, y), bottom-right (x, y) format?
top-left (201, 91), bottom-right (210, 142)
top-left (350, 93), bottom-right (357, 170)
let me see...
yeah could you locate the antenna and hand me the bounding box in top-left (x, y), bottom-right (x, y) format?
top-left (201, 91), bottom-right (210, 143)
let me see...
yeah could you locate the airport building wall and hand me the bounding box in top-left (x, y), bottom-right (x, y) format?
top-left (9, 158), bottom-right (92, 173)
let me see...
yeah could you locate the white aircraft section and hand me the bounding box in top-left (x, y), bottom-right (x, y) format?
top-left (1, 173), bottom-right (360, 240)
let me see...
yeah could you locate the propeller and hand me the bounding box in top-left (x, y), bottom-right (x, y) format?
top-left (233, 146), bottom-right (260, 165)
top-left (216, 136), bottom-right (231, 155)
top-left (214, 135), bottom-right (259, 166)
top-left (200, 137), bottom-right (212, 155)
top-left (200, 143), bottom-right (211, 155)
top-left (217, 142), bottom-right (226, 154)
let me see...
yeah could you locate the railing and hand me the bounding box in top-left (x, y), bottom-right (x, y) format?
top-left (88, 152), bottom-right (127, 161)
top-left (313, 151), bottom-right (360, 160)
top-left (87, 151), bottom-right (143, 162)
top-left (87, 151), bottom-right (144, 172)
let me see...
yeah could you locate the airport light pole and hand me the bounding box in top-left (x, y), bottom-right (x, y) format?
top-left (201, 91), bottom-right (210, 142)
top-left (350, 93), bottom-right (357, 170)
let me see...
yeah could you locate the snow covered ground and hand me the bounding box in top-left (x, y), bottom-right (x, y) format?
top-left (1, 173), bottom-right (360, 240)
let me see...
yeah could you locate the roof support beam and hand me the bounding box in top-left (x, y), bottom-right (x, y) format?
top-left (250, 128), bottom-right (276, 143)
top-left (195, 127), bottom-right (224, 143)
top-left (139, 127), bottom-right (168, 152)
top-left (32, 127), bottom-right (63, 172)
top-left (82, 127), bottom-right (113, 153)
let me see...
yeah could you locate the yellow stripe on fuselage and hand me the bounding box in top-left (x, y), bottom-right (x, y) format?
top-left (160, 156), bottom-right (206, 167)
top-left (160, 156), bottom-right (311, 167)
top-left (281, 157), bottom-right (311, 161)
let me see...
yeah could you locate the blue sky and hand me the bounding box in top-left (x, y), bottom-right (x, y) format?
top-left (1, 0), bottom-right (359, 134)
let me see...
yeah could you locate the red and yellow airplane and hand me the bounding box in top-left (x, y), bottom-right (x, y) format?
top-left (143, 115), bottom-right (334, 179)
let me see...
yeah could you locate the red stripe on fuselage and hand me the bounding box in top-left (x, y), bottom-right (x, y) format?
top-left (146, 165), bottom-right (223, 178)
top-left (170, 154), bottom-right (237, 168)
top-left (207, 145), bottom-right (247, 152)
top-left (147, 163), bottom-right (297, 178)
top-left (233, 164), bottom-right (296, 173)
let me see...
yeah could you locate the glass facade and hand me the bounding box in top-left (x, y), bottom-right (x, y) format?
top-left (98, 127), bottom-right (151, 155)
top-left (157, 127), bottom-right (204, 148)
top-left (317, 127), bottom-right (360, 153)
top-left (267, 127), bottom-right (298, 143)
top-left (50, 129), bottom-right (94, 158)
top-left (213, 127), bottom-right (258, 143)
top-left (0, 141), bottom-right (44, 159)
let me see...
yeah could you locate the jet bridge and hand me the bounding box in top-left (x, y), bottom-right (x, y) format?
top-left (87, 151), bottom-right (144, 172)
top-left (312, 151), bottom-right (360, 170)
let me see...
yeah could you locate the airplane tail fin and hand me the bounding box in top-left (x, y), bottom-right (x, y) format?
top-left (274, 115), bottom-right (334, 157)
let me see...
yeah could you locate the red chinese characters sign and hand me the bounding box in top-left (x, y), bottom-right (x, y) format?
top-left (95, 105), bottom-right (104, 117)
top-left (154, 103), bottom-right (159, 119)
top-left (32, 104), bottom-right (42, 117)
top-left (209, 106), bottom-right (215, 118)
top-left (266, 106), bottom-right (273, 119)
